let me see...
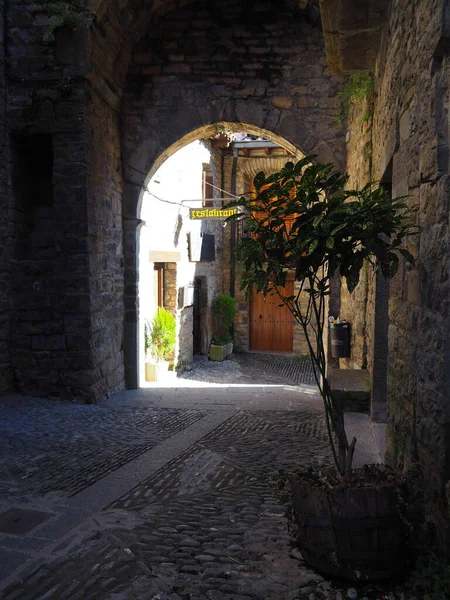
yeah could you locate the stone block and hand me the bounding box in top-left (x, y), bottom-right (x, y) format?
top-left (165, 63), bottom-right (191, 74)
top-left (272, 96), bottom-right (293, 109)
top-left (393, 138), bottom-right (419, 197)
top-left (60, 368), bottom-right (100, 387)
top-left (31, 335), bottom-right (66, 351)
top-left (133, 53), bottom-right (152, 64)
top-left (329, 368), bottom-right (371, 413)
top-left (65, 333), bottom-right (90, 350)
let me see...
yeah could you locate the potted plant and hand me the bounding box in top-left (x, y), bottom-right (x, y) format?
top-left (209, 293), bottom-right (237, 361)
top-left (226, 156), bottom-right (416, 581)
top-left (145, 307), bottom-right (176, 382)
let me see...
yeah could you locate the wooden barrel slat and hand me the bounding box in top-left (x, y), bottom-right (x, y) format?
top-left (301, 543), bottom-right (401, 561)
top-left (303, 514), bottom-right (399, 529)
top-left (331, 488), bottom-right (352, 556)
top-left (290, 479), bottom-right (406, 581)
top-left (365, 483), bottom-right (379, 552)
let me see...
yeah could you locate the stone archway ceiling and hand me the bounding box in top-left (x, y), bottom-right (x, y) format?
top-left (88, 0), bottom-right (322, 64)
top-left (87, 0), bottom-right (391, 103)
top-left (146, 123), bottom-right (303, 184)
top-left (89, 0), bottom-right (320, 20)
top-left (239, 155), bottom-right (293, 181)
top-left (319, 0), bottom-right (392, 75)
top-left (86, 0), bottom-right (323, 106)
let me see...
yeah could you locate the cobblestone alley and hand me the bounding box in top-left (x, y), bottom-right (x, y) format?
top-left (0, 355), bottom-right (384, 599)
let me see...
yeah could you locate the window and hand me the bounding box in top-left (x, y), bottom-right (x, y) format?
top-left (202, 163), bottom-right (214, 207)
top-left (188, 232), bottom-right (215, 262)
top-left (153, 263), bottom-right (164, 307)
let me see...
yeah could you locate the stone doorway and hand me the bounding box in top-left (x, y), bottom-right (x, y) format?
top-left (137, 124), bottom-right (318, 380)
top-left (0, 0), bottom-right (346, 403)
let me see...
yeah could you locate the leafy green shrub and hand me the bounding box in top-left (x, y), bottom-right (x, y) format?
top-left (145, 307), bottom-right (176, 362)
top-left (211, 294), bottom-right (237, 345)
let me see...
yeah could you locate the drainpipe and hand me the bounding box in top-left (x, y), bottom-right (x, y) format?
top-left (229, 147), bottom-right (238, 298)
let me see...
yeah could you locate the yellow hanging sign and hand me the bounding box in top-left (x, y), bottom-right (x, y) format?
top-left (189, 207), bottom-right (237, 220)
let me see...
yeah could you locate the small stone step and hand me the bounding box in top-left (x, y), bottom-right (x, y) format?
top-left (329, 368), bottom-right (370, 413)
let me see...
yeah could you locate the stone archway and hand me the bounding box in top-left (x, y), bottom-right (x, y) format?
top-left (117, 0), bottom-right (346, 389)
top-left (132, 124), bottom-right (304, 388)
top-left (1, 0), bottom-right (344, 401)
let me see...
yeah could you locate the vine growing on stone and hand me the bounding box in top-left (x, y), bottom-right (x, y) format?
top-left (44, 1), bottom-right (94, 41)
top-left (334, 73), bottom-right (374, 127)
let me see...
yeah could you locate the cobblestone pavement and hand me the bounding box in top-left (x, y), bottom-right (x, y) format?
top-left (179, 354), bottom-right (316, 387)
top-left (0, 355), bottom-right (407, 600)
top-left (0, 396), bottom-right (207, 500)
top-left (2, 409), bottom-right (334, 600)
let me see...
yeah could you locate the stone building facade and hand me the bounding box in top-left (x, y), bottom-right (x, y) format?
top-left (324, 0), bottom-right (450, 545)
top-left (0, 0), bottom-right (449, 547)
top-left (212, 136), bottom-right (312, 356)
top-left (139, 139), bottom-right (222, 376)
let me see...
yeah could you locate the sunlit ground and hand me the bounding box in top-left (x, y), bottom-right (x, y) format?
top-left (140, 369), bottom-right (319, 395)
top-left (139, 353), bottom-right (319, 400)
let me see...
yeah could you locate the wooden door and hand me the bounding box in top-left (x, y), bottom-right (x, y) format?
top-left (250, 280), bottom-right (294, 352)
top-left (193, 278), bottom-right (202, 354)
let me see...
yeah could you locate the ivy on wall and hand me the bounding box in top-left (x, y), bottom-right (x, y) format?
top-left (44, 1), bottom-right (94, 41)
top-left (334, 73), bottom-right (374, 127)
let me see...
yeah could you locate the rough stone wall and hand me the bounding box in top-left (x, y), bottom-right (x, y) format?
top-left (85, 89), bottom-right (125, 400)
top-left (220, 154), bottom-right (238, 298)
top-left (88, 0), bottom-right (136, 391)
top-left (1, 0), bottom-right (344, 401)
top-left (4, 0), bottom-right (100, 401)
top-left (162, 262), bottom-right (178, 364)
top-left (346, 0), bottom-right (450, 542)
top-left (340, 100), bottom-right (374, 371)
top-left (0, 0), bottom-right (10, 392)
top-left (122, 0), bottom-right (345, 196)
top-left (292, 287), bottom-right (316, 357)
top-left (339, 263), bottom-right (372, 370)
top-left (1, 0), bottom-right (125, 402)
top-left (208, 143), bottom-right (226, 299)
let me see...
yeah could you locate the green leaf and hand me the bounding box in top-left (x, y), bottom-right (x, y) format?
top-left (253, 171), bottom-right (266, 191)
top-left (346, 270), bottom-right (360, 292)
top-left (398, 248), bottom-right (415, 265)
top-left (330, 223), bottom-right (347, 236)
top-left (313, 214), bottom-right (324, 228)
top-left (308, 239), bottom-right (319, 252)
top-left (326, 237), bottom-right (335, 249)
top-left (388, 252), bottom-right (399, 277)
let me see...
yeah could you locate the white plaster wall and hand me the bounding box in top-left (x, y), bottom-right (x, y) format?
top-left (139, 141), bottom-right (217, 374)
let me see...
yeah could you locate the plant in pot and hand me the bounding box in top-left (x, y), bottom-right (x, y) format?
top-left (226, 156), bottom-right (416, 581)
top-left (145, 307), bottom-right (176, 382)
top-left (209, 293), bottom-right (237, 361)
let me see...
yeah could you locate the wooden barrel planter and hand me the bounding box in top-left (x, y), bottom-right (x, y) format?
top-left (290, 476), bottom-right (407, 581)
